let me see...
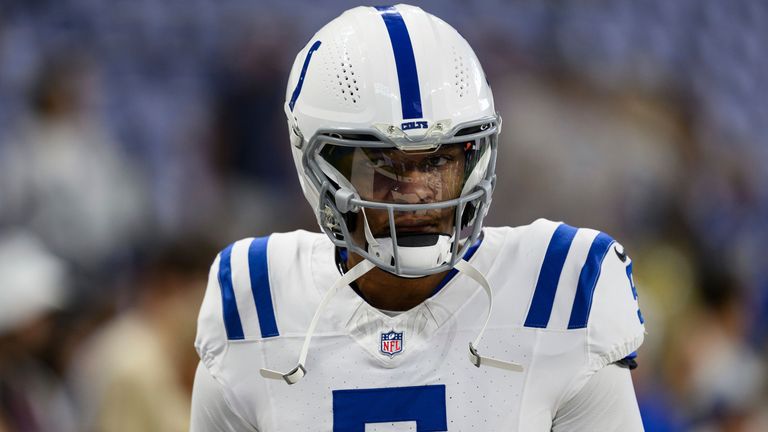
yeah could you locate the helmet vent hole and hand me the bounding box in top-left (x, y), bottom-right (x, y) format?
top-left (322, 42), bottom-right (361, 107)
top-left (330, 49), bottom-right (359, 106)
top-left (452, 46), bottom-right (470, 98)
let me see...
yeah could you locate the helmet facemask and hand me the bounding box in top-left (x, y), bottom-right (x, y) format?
top-left (302, 116), bottom-right (500, 277)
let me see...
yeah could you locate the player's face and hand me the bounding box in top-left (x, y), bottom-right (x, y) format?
top-left (320, 143), bottom-right (469, 239)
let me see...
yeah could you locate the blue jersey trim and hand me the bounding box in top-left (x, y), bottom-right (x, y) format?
top-left (288, 40), bottom-right (322, 112)
top-left (430, 236), bottom-right (483, 296)
top-left (375, 6), bottom-right (423, 119)
top-left (568, 232), bottom-right (615, 329)
top-left (626, 261), bottom-right (638, 300)
top-left (332, 384), bottom-right (447, 431)
top-left (218, 243), bottom-right (244, 340)
top-left (524, 223), bottom-right (578, 328)
top-left (248, 236), bottom-right (279, 338)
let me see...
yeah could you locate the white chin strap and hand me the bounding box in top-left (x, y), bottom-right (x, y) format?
top-left (260, 258), bottom-right (523, 385)
top-left (454, 260), bottom-right (524, 372)
top-left (260, 258), bottom-right (376, 384)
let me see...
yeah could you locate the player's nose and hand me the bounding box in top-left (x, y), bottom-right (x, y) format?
top-left (390, 170), bottom-right (436, 204)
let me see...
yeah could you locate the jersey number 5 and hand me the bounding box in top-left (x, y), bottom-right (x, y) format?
top-left (332, 385), bottom-right (447, 431)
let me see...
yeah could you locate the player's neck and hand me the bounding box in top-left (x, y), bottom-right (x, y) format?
top-left (347, 252), bottom-right (449, 311)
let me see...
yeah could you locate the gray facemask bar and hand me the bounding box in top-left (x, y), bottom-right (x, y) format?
top-left (301, 115), bottom-right (500, 277)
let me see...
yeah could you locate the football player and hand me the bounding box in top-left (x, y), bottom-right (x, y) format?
top-left (191, 4), bottom-right (645, 431)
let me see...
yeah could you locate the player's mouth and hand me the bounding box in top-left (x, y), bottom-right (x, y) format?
top-left (373, 221), bottom-right (440, 237)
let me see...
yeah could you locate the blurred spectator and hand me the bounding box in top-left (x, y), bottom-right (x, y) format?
top-left (0, 231), bottom-right (76, 432)
top-left (491, 74), bottom-right (684, 238)
top-left (205, 27), bottom-right (318, 239)
top-left (0, 55), bottom-right (148, 271)
top-left (69, 240), bottom-right (212, 432)
top-left (667, 269), bottom-right (768, 432)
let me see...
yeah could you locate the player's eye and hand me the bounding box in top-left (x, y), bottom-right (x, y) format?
top-left (365, 156), bottom-right (390, 169)
top-left (423, 155), bottom-right (453, 168)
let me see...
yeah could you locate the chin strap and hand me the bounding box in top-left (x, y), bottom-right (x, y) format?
top-left (454, 260), bottom-right (524, 372)
top-left (260, 257), bottom-right (521, 385)
top-left (361, 207), bottom-right (380, 251)
top-left (259, 259), bottom-right (376, 384)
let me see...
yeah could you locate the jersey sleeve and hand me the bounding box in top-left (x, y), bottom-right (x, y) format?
top-left (552, 363), bottom-right (644, 431)
top-left (194, 240), bottom-right (268, 430)
top-left (195, 253), bottom-right (230, 376)
top-left (586, 241), bottom-right (645, 371)
top-left (195, 237), bottom-right (268, 374)
top-left (190, 362), bottom-right (259, 432)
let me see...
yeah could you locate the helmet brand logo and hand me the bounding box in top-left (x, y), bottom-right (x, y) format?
top-left (401, 120), bottom-right (429, 131)
top-left (380, 330), bottom-right (404, 357)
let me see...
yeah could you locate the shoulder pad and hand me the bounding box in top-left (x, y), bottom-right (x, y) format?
top-left (521, 221), bottom-right (645, 368)
top-left (195, 236), bottom-right (279, 373)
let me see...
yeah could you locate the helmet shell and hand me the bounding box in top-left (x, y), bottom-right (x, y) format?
top-left (285, 4), bottom-right (496, 215)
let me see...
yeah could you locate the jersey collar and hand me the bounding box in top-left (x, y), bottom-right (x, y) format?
top-left (310, 229), bottom-right (505, 367)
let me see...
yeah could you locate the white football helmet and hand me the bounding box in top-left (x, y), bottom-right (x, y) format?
top-left (285, 4), bottom-right (500, 277)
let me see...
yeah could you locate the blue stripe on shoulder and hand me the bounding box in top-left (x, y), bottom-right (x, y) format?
top-left (524, 223), bottom-right (579, 328)
top-left (374, 5), bottom-right (423, 119)
top-left (288, 40), bottom-right (322, 112)
top-left (568, 232), bottom-right (615, 329)
top-left (248, 236), bottom-right (279, 338)
top-left (218, 243), bottom-right (244, 340)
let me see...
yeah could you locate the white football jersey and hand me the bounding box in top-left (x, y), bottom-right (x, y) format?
top-left (194, 219), bottom-right (645, 431)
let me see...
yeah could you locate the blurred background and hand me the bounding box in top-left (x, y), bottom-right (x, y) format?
top-left (0, 0), bottom-right (766, 431)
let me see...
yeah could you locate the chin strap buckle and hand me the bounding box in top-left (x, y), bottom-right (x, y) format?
top-left (260, 259), bottom-right (377, 386)
top-left (260, 364), bottom-right (307, 385)
top-left (468, 343), bottom-right (524, 372)
top-left (468, 343), bottom-right (482, 368)
top-left (455, 259), bottom-right (525, 374)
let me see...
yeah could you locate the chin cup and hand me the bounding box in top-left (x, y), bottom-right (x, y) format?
top-left (367, 234), bottom-right (453, 277)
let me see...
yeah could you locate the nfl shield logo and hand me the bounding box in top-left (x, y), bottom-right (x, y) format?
top-left (380, 330), bottom-right (403, 357)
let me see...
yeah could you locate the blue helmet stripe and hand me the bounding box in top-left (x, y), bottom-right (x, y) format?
top-left (218, 243), bottom-right (245, 340)
top-left (288, 40), bottom-right (322, 112)
top-left (247, 236), bottom-right (279, 338)
top-left (568, 232), bottom-right (614, 329)
top-left (375, 6), bottom-right (423, 119)
top-left (524, 223), bottom-right (578, 328)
